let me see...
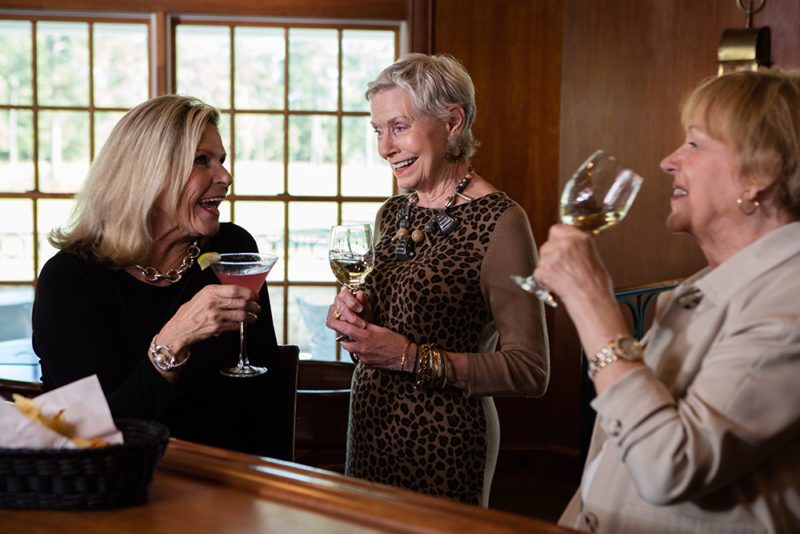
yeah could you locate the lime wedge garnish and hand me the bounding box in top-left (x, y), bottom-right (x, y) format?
top-left (197, 252), bottom-right (221, 270)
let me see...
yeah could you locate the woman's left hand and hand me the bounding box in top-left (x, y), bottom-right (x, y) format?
top-left (336, 321), bottom-right (409, 372)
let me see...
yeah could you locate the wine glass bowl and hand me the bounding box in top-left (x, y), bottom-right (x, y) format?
top-left (559, 151), bottom-right (644, 235)
top-left (210, 252), bottom-right (278, 378)
top-left (329, 224), bottom-right (375, 345)
top-left (513, 150), bottom-right (644, 306)
top-left (329, 224), bottom-right (375, 294)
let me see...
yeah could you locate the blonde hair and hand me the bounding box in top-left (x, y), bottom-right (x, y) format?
top-left (51, 95), bottom-right (220, 264)
top-left (681, 69), bottom-right (800, 217)
top-left (365, 53), bottom-right (479, 160)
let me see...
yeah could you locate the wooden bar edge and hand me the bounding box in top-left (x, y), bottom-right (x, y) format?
top-left (160, 438), bottom-right (573, 533)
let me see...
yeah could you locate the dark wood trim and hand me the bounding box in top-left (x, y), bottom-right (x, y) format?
top-left (0, 0), bottom-right (408, 20)
top-left (409, 0), bottom-right (434, 53)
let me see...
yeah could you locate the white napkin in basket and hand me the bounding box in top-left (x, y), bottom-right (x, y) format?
top-left (0, 375), bottom-right (124, 449)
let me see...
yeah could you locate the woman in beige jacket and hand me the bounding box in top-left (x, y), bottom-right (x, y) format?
top-left (537, 69), bottom-right (800, 532)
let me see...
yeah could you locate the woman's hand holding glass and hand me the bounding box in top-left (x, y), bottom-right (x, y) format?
top-left (152, 284), bottom-right (261, 377)
top-left (326, 294), bottom-right (411, 371)
top-left (512, 150), bottom-right (643, 306)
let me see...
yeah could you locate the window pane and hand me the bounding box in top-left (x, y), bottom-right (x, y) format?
top-left (234, 113), bottom-right (283, 195)
top-left (0, 199), bottom-right (34, 282)
top-left (341, 30), bottom-right (394, 112)
top-left (341, 115), bottom-right (392, 197)
top-left (37, 198), bottom-right (75, 272)
top-left (342, 202), bottom-right (382, 227)
top-left (290, 285), bottom-right (337, 361)
top-left (0, 285), bottom-right (36, 382)
top-left (233, 201), bottom-right (285, 281)
top-left (288, 28), bottom-right (337, 111)
top-left (176, 25), bottom-right (230, 109)
top-left (93, 23), bottom-right (148, 108)
top-left (0, 109), bottom-right (34, 192)
top-left (235, 27), bottom-right (284, 110)
top-left (0, 286), bottom-right (34, 341)
top-left (217, 112), bottom-right (232, 175)
top-left (94, 111), bottom-right (126, 156)
top-left (37, 22), bottom-right (89, 107)
top-left (268, 285), bottom-right (285, 344)
top-left (38, 110), bottom-right (89, 193)
top-left (0, 21), bottom-right (33, 105)
top-left (288, 201), bottom-right (336, 282)
top-left (288, 114), bottom-right (336, 196)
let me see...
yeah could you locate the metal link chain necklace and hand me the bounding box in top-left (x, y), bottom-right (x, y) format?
top-left (131, 239), bottom-right (201, 283)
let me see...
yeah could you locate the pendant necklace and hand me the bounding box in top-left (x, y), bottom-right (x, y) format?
top-left (394, 166), bottom-right (474, 261)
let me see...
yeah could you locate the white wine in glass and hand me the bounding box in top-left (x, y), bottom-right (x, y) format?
top-left (329, 224), bottom-right (375, 293)
top-left (329, 224), bottom-right (375, 345)
top-left (512, 150), bottom-right (644, 306)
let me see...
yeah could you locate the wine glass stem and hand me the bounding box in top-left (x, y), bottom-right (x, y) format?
top-left (238, 321), bottom-right (251, 367)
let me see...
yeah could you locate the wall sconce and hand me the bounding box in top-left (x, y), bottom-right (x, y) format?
top-left (718, 0), bottom-right (770, 76)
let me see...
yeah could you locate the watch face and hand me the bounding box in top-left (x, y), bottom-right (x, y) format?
top-left (615, 336), bottom-right (644, 361)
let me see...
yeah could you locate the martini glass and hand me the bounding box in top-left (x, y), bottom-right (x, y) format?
top-left (210, 252), bottom-right (278, 377)
top-left (511, 150), bottom-right (644, 307)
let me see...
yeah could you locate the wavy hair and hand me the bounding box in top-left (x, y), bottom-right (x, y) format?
top-left (365, 53), bottom-right (479, 160)
top-left (50, 95), bottom-right (220, 264)
top-left (681, 69), bottom-right (800, 218)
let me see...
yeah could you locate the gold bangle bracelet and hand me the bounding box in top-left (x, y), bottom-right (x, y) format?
top-left (400, 340), bottom-right (412, 372)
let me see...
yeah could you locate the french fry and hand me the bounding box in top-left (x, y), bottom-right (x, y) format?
top-left (11, 394), bottom-right (109, 448)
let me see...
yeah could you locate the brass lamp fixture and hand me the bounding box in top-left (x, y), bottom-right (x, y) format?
top-left (718, 0), bottom-right (770, 76)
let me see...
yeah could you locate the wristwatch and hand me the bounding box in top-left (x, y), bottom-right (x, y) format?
top-left (587, 334), bottom-right (644, 378)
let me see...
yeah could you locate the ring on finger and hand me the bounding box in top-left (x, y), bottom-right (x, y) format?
top-left (333, 308), bottom-right (342, 320)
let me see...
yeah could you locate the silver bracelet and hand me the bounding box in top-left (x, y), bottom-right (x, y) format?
top-left (148, 335), bottom-right (190, 372)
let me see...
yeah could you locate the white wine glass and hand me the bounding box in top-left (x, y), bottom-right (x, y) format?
top-left (329, 224), bottom-right (375, 343)
top-left (209, 252), bottom-right (278, 377)
top-left (512, 150), bottom-right (644, 307)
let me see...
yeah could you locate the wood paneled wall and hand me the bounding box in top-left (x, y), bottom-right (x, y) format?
top-left (431, 0), bottom-right (800, 465)
top-left (430, 0), bottom-right (565, 455)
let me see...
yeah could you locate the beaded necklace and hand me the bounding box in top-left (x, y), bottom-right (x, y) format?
top-left (394, 167), bottom-right (474, 261)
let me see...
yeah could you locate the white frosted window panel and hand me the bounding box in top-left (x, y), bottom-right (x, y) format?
top-left (235, 27), bottom-right (285, 110)
top-left (176, 25), bottom-right (230, 109)
top-left (341, 30), bottom-right (395, 112)
top-left (37, 22), bottom-right (89, 107)
top-left (288, 28), bottom-right (337, 111)
top-left (288, 202), bottom-right (336, 282)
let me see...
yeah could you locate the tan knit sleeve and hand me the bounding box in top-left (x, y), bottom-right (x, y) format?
top-left (466, 204), bottom-right (550, 397)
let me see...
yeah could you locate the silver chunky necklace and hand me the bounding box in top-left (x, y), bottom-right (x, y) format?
top-left (132, 239), bottom-right (201, 283)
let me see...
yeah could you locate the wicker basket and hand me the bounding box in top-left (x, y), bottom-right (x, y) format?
top-left (0, 418), bottom-right (169, 509)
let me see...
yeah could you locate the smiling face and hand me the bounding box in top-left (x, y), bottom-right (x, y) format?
top-left (660, 111), bottom-right (746, 243)
top-left (370, 87), bottom-right (452, 193)
top-left (154, 123), bottom-right (231, 240)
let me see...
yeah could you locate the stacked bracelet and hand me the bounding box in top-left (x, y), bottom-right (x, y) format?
top-left (413, 343), bottom-right (448, 391)
top-left (148, 336), bottom-right (190, 373)
top-left (400, 340), bottom-right (413, 372)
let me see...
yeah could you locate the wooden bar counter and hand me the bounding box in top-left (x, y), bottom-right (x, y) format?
top-left (0, 439), bottom-right (574, 533)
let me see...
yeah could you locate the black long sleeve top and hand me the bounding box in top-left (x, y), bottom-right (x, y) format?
top-left (32, 223), bottom-right (285, 457)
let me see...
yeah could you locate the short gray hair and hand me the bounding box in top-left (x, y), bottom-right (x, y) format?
top-left (365, 53), bottom-right (479, 160)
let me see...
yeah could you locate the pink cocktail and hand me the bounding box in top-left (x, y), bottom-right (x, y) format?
top-left (209, 253), bottom-right (278, 378)
top-left (214, 271), bottom-right (270, 300)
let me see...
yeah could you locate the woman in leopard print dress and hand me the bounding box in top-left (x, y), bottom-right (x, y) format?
top-left (326, 53), bottom-right (549, 507)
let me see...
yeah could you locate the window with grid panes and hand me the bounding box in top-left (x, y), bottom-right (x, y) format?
top-left (174, 21), bottom-right (397, 361)
top-left (0, 12), bottom-right (398, 372)
top-left (0, 14), bottom-right (150, 381)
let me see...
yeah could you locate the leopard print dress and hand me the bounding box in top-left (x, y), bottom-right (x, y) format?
top-left (346, 191), bottom-right (541, 506)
